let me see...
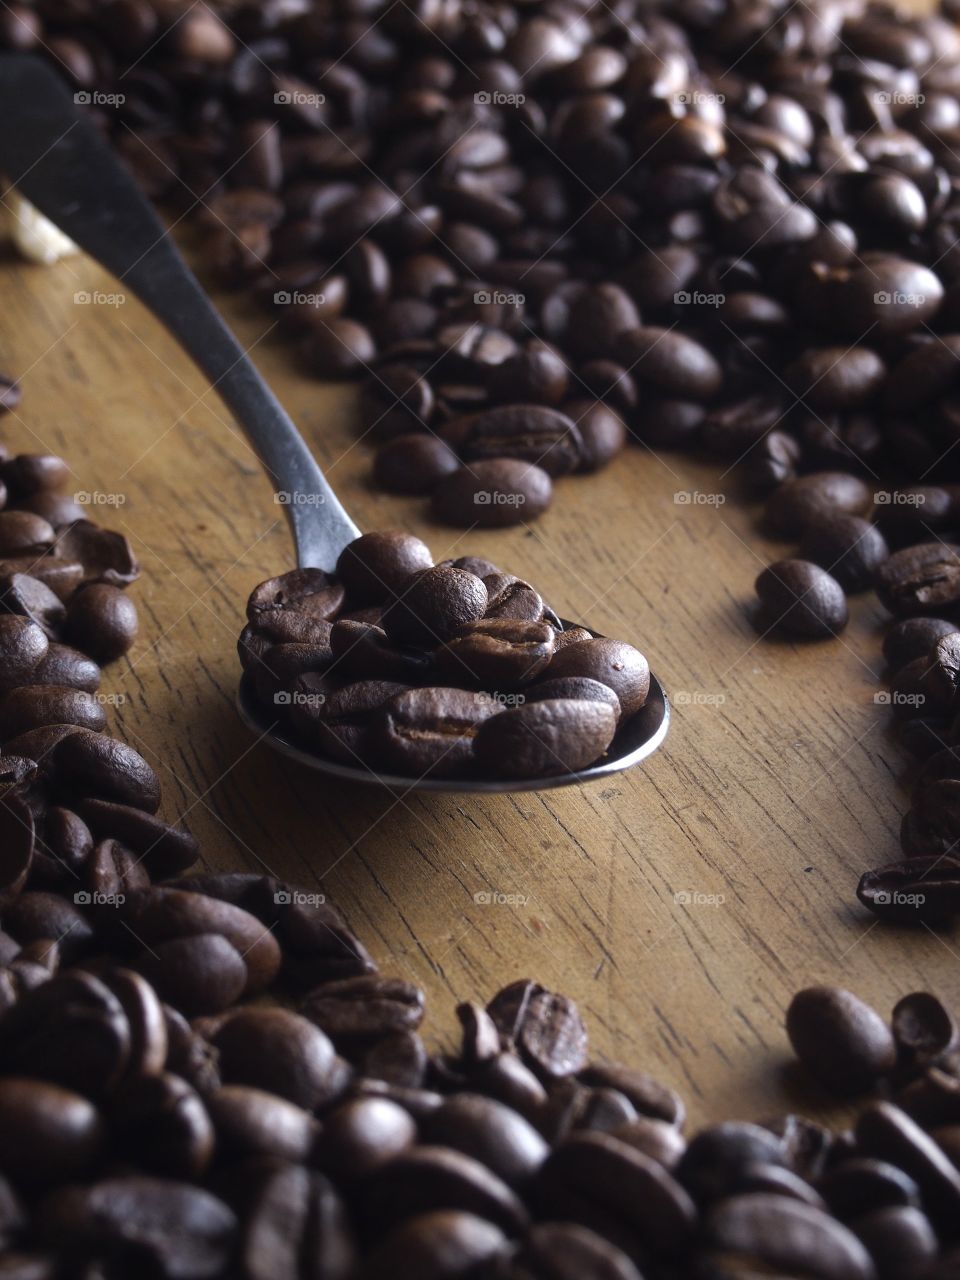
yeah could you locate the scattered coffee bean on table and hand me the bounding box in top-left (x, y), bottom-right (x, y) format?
top-left (240, 532), bottom-right (652, 779)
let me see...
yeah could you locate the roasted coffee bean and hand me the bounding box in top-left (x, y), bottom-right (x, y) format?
top-left (703, 1193), bottom-right (876, 1278)
top-left (787, 987), bottom-right (897, 1094)
top-left (76, 799), bottom-right (198, 876)
top-left (420, 1094), bottom-right (549, 1186)
top-left (432, 460), bottom-right (553, 528)
top-left (364, 1209), bottom-right (508, 1280)
top-left (483, 574), bottom-right (544, 623)
top-left (302, 976), bottom-right (425, 1046)
top-left (766, 472), bottom-right (875, 539)
top-left (211, 1006), bottom-right (337, 1110)
top-left (818, 1157), bottom-right (922, 1220)
top-left (884, 619), bottom-right (959, 670)
top-left (0, 1078), bottom-right (103, 1189)
top-left (54, 521), bottom-right (139, 588)
top-left (876, 544), bottom-right (960, 618)
top-left (319, 1096), bottom-right (417, 1180)
top-left (363, 1145), bottom-right (528, 1235)
top-left (0, 511), bottom-right (54, 556)
top-left (0, 616), bottom-right (47, 691)
top-left (0, 685), bottom-right (106, 740)
top-left (799, 515), bottom-right (890, 594)
top-left (755, 559), bottom-right (849, 638)
top-left (616, 327), bottom-right (722, 401)
top-left (336, 532), bottom-right (433, 605)
top-left (39, 1177), bottom-right (237, 1278)
top-left (51, 730), bottom-right (160, 812)
top-left (247, 567), bottom-right (345, 628)
top-left (567, 401), bottom-right (628, 471)
top-left (458, 405), bottom-right (583, 478)
top-left (382, 566), bottom-right (488, 647)
top-left (525, 677), bottom-right (621, 719)
top-left (109, 1073), bottom-right (214, 1180)
top-left (438, 619), bottom-right (555, 688)
top-left (374, 434), bottom-right (460, 494)
top-left (892, 993), bottom-right (958, 1070)
top-left (30, 642), bottom-right (100, 692)
top-left (135, 934), bottom-right (248, 1017)
top-left (676, 1122), bottom-right (788, 1202)
top-left (475, 699), bottom-right (617, 778)
top-left (545, 638), bottom-right (650, 717)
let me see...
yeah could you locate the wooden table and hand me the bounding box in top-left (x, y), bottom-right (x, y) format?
top-left (4, 237), bottom-right (956, 1130)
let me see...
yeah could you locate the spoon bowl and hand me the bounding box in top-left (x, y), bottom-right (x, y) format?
top-left (0, 53), bottom-right (671, 793)
top-left (236, 650), bottom-right (669, 793)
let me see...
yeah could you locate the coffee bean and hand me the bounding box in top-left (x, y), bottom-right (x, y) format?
top-left (135, 934), bottom-right (248, 1016)
top-left (63, 584), bottom-right (137, 663)
top-left (109, 1073), bottom-right (214, 1180)
top-left (787, 987), bottom-right (897, 1094)
top-left (30, 643), bottom-right (101, 692)
top-left (432, 460), bottom-right (553, 528)
top-left (54, 521), bottom-right (139, 587)
top-left (319, 1096), bottom-right (417, 1180)
top-left (459, 405), bottom-right (583, 477)
top-left (616, 327), bottom-right (723, 400)
top-left (336, 532), bottom-right (433, 605)
top-left (475, 699), bottom-right (616, 778)
top-left (766, 472), bottom-right (875, 539)
top-left (374, 434), bottom-right (460, 494)
top-left (211, 1006), bottom-right (337, 1109)
top-left (421, 1094), bottom-right (549, 1186)
top-left (52, 730), bottom-right (160, 812)
top-left (0, 686), bottom-right (106, 740)
top-left (363, 1145), bottom-right (529, 1235)
top-left (382, 566), bottom-right (488, 647)
top-left (755, 559), bottom-right (849, 638)
top-left (302, 975), bottom-right (424, 1047)
top-left (884, 618), bottom-right (958, 670)
top-left (704, 1193), bottom-right (876, 1278)
top-left (439, 619), bottom-right (555, 689)
top-left (795, 512), bottom-right (889, 597)
top-left (0, 1078), bottom-right (103, 1189)
top-left (892, 993), bottom-right (958, 1070)
top-left (364, 1210), bottom-right (507, 1279)
top-left (0, 616), bottom-right (47, 691)
top-left (877, 544), bottom-right (960, 617)
top-left (545, 638), bottom-right (650, 717)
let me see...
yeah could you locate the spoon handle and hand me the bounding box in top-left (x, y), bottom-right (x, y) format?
top-left (0, 53), bottom-right (359, 571)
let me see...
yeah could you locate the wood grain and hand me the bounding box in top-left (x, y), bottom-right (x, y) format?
top-left (3, 236), bottom-right (956, 1130)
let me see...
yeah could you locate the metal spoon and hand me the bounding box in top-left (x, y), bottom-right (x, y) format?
top-left (0, 54), bottom-right (669, 792)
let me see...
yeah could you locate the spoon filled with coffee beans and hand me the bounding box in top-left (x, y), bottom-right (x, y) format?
top-left (0, 55), bottom-right (668, 790)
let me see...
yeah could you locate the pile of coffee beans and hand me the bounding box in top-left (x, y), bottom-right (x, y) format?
top-left (11, 0), bottom-right (960, 529)
top-left (239, 530), bottom-right (651, 778)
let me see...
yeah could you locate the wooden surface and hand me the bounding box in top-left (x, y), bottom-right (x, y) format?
top-left (4, 236), bottom-right (958, 1130)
